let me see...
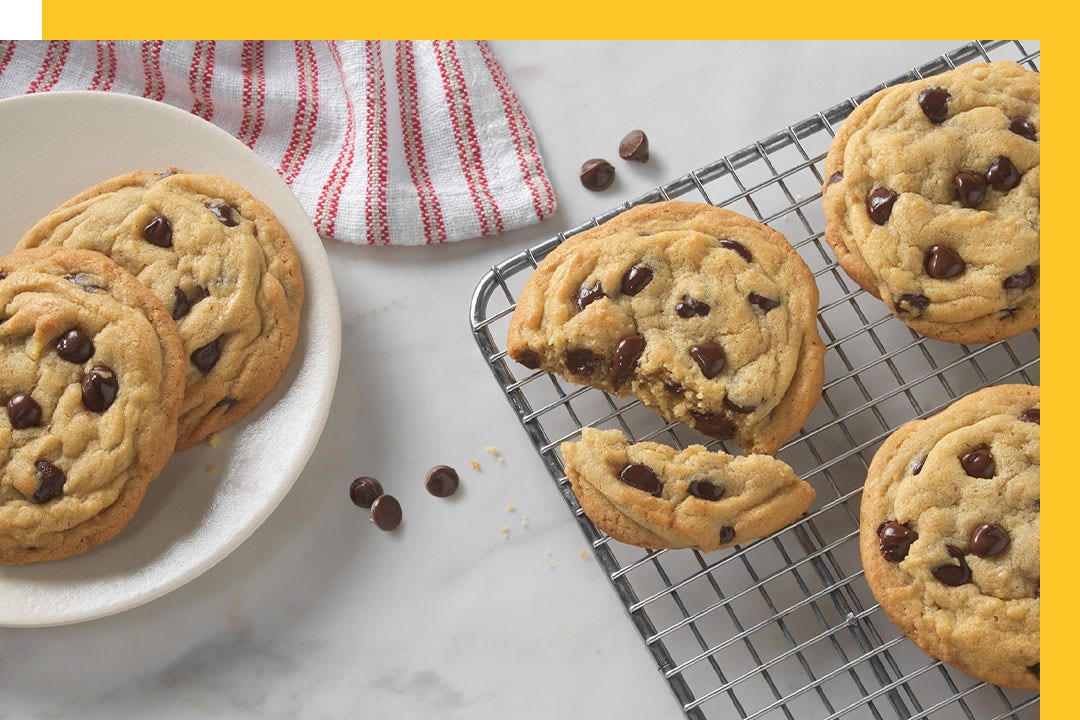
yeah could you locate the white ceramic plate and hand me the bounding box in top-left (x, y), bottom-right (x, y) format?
top-left (0, 92), bottom-right (341, 626)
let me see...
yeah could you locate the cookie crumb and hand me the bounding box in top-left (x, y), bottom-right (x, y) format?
top-left (579, 550), bottom-right (588, 559)
top-left (545, 549), bottom-right (552, 557)
top-left (506, 503), bottom-right (516, 512)
top-left (207, 464), bottom-right (219, 474)
top-left (470, 460), bottom-right (483, 472)
top-left (499, 524), bottom-right (510, 539)
top-left (485, 446), bottom-right (506, 465)
top-left (547, 561), bottom-right (555, 570)
top-left (207, 432), bottom-right (222, 448)
top-left (521, 515), bottom-right (530, 529)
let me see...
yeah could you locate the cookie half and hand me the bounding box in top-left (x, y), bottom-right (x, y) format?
top-left (18, 169), bottom-right (304, 449)
top-left (859, 384), bottom-right (1039, 690)
top-left (561, 427), bottom-right (815, 552)
top-left (508, 201), bottom-right (825, 455)
top-left (822, 61), bottom-right (1039, 343)
top-left (0, 247), bottom-right (185, 564)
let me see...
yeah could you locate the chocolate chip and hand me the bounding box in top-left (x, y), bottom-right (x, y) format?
top-left (579, 158), bottom-right (615, 191)
top-left (575, 280), bottom-right (604, 311)
top-left (960, 446), bottom-right (995, 478)
top-left (723, 396), bottom-right (756, 414)
top-left (1000, 307), bottom-right (1019, 319)
top-left (827, 172), bottom-right (843, 186)
top-left (675, 295), bottom-right (710, 318)
top-left (1019, 408), bottom-right (1040, 424)
top-left (6, 394), bottom-right (42, 429)
top-left (954, 171), bottom-right (987, 209)
top-left (718, 526), bottom-right (736, 545)
top-left (191, 337), bottom-right (222, 373)
top-left (986, 156), bottom-right (1021, 192)
top-left (924, 245), bottom-right (965, 279)
top-left (516, 349), bottom-right (541, 370)
top-left (969, 523), bottom-right (1010, 557)
top-left (931, 545), bottom-right (972, 586)
top-left (917, 87), bottom-right (950, 123)
top-left (877, 520), bottom-right (918, 562)
top-left (1003, 265), bottom-right (1037, 291)
top-left (565, 348), bottom-right (601, 376)
top-left (609, 334), bottom-right (646, 389)
top-left (895, 294), bottom-right (930, 315)
top-left (912, 456), bottom-right (926, 475)
top-left (349, 476), bottom-right (383, 508)
top-left (866, 187), bottom-right (898, 225)
top-left (719, 239), bottom-right (752, 263)
top-left (172, 287), bottom-right (191, 320)
top-left (618, 130), bottom-right (649, 162)
top-left (208, 202), bottom-right (240, 226)
top-left (81, 365), bottom-right (118, 413)
top-left (158, 169), bottom-right (178, 179)
top-left (212, 397), bottom-right (237, 411)
top-left (748, 292), bottom-right (780, 313)
top-left (64, 273), bottom-right (105, 293)
top-left (621, 264), bottom-right (653, 296)
top-left (687, 480), bottom-right (724, 501)
top-left (691, 411), bottom-right (735, 439)
top-left (618, 463), bottom-right (662, 497)
top-left (143, 214), bottom-right (173, 247)
top-left (1029, 663), bottom-right (1040, 679)
top-left (663, 381), bottom-right (685, 396)
top-left (425, 465), bottom-right (460, 497)
top-left (689, 342), bottom-right (725, 379)
top-left (1009, 117), bottom-right (1037, 141)
top-left (370, 494), bottom-right (402, 530)
top-left (55, 328), bottom-right (94, 363)
top-left (32, 460), bottom-right (66, 503)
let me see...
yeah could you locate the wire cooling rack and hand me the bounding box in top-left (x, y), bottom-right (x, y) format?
top-left (470, 41), bottom-right (1040, 720)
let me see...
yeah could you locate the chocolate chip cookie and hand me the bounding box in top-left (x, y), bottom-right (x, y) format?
top-left (0, 247), bottom-right (185, 564)
top-left (823, 61), bottom-right (1039, 343)
top-left (859, 384), bottom-right (1039, 690)
top-left (561, 428), bottom-right (815, 552)
top-left (507, 201), bottom-right (825, 455)
top-left (18, 169), bottom-right (304, 449)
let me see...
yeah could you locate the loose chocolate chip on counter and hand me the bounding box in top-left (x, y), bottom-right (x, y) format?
top-left (208, 201), bottom-right (240, 226)
top-left (718, 526), bottom-right (736, 545)
top-left (618, 129), bottom-right (649, 162)
top-left (689, 342), bottom-right (726, 379)
top-left (425, 465), bottom-right (460, 497)
top-left (609, 334), bottom-right (646, 389)
top-left (575, 280), bottom-right (604, 311)
top-left (691, 411), bottom-right (736, 440)
top-left (55, 328), bottom-right (94, 363)
top-left (986, 156), bottom-right (1021, 192)
top-left (687, 480), bottom-right (725, 501)
top-left (349, 476), bottom-right (384, 508)
top-left (748, 293), bottom-right (780, 313)
top-left (143, 214), bottom-right (173, 247)
top-left (32, 460), bottom-right (66, 503)
top-left (191, 336), bottom-right (222, 373)
top-left (619, 463), bottom-right (662, 497)
top-left (723, 396), bottom-right (756, 414)
top-left (969, 523), bottom-right (1010, 557)
top-left (621, 264), bottom-right (654, 296)
top-left (954, 172), bottom-right (987, 209)
top-left (81, 365), bottom-right (118, 413)
top-left (675, 295), bottom-right (710, 318)
top-left (172, 287), bottom-right (192, 320)
top-left (579, 158), bottom-right (615, 191)
top-left (565, 348), bottom-right (601, 376)
top-left (924, 245), bottom-right (965, 279)
top-left (370, 494), bottom-right (403, 531)
top-left (6, 394), bottom-right (42, 429)
top-left (64, 272), bottom-right (105, 293)
top-left (960, 446), bottom-right (995, 478)
top-left (827, 172), bottom-right (843, 186)
top-left (516, 349), bottom-right (542, 370)
top-left (917, 87), bottom-right (951, 123)
top-left (877, 520), bottom-right (918, 562)
top-left (719, 239), bottom-right (753, 263)
top-left (1009, 117), bottom-right (1037, 141)
top-left (1019, 408), bottom-right (1040, 424)
top-left (895, 294), bottom-right (930, 315)
top-left (931, 545), bottom-right (972, 586)
top-left (866, 187), bottom-right (898, 225)
top-left (1003, 265), bottom-right (1037, 291)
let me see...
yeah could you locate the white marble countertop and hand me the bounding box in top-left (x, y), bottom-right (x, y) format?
top-left (0, 41), bottom-right (977, 719)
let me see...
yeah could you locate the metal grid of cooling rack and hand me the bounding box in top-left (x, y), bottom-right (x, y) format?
top-left (469, 41), bottom-right (1040, 720)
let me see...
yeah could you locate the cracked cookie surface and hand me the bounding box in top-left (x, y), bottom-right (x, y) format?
top-left (507, 201), bottom-right (825, 455)
top-left (561, 427), bottom-right (815, 552)
top-left (823, 61), bottom-right (1039, 343)
top-left (19, 170), bottom-right (304, 449)
top-left (0, 248), bottom-right (184, 564)
top-left (859, 384), bottom-right (1039, 690)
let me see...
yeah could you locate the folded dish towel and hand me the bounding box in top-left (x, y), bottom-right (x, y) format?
top-left (0, 40), bottom-right (557, 245)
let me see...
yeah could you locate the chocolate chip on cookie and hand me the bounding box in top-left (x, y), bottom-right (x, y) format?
top-left (969, 523), bottom-right (1010, 557)
top-left (960, 445), bottom-right (995, 478)
top-left (609, 334), bottom-right (646, 389)
top-left (575, 280), bottom-right (604, 311)
top-left (931, 545), bottom-right (973, 586)
top-left (924, 246), bottom-right (965, 279)
top-left (32, 460), bottom-right (67, 504)
top-left (954, 172), bottom-right (987, 208)
top-left (621, 264), bottom-right (653, 295)
top-left (6, 394), bottom-right (42, 429)
top-left (207, 201), bottom-right (240, 227)
top-left (675, 295), bottom-right (710, 318)
top-left (143, 215), bottom-right (173, 247)
top-left (190, 336), bottom-right (222, 373)
top-left (55, 328), bottom-right (94, 363)
top-left (917, 87), bottom-right (951, 123)
top-left (877, 520), bottom-right (918, 562)
top-left (689, 342), bottom-right (725, 379)
top-left (866, 187), bottom-right (898, 224)
top-left (81, 365), bottom-right (119, 413)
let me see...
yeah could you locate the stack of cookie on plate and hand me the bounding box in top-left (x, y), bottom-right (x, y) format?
top-left (0, 170), bottom-right (303, 565)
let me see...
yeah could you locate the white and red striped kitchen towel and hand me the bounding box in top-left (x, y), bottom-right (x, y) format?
top-left (0, 40), bottom-right (557, 245)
